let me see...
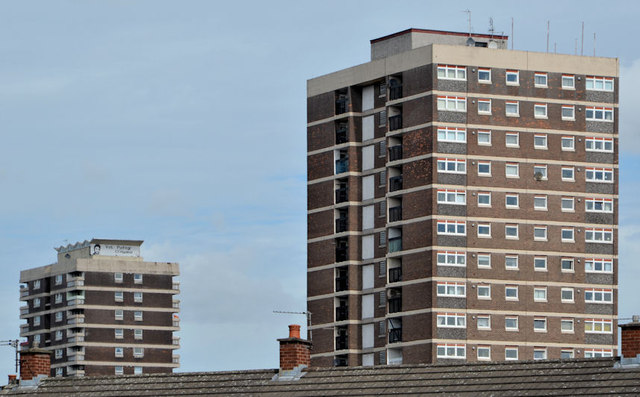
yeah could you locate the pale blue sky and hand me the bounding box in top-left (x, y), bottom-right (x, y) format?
top-left (0, 0), bottom-right (638, 378)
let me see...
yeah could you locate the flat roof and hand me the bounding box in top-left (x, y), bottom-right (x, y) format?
top-left (370, 28), bottom-right (509, 44)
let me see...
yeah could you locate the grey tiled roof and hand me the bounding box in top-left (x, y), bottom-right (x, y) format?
top-left (4, 358), bottom-right (640, 396)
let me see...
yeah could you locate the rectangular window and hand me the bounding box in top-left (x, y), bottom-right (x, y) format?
top-left (505, 255), bottom-right (518, 269)
top-left (34, 298), bottom-right (40, 308)
top-left (505, 194), bottom-right (519, 208)
top-left (505, 163), bottom-right (519, 178)
top-left (477, 315), bottom-right (491, 329)
top-left (505, 285), bottom-right (518, 300)
top-left (133, 347), bottom-right (144, 358)
top-left (563, 350), bottom-right (575, 360)
top-left (505, 317), bottom-right (519, 331)
top-left (134, 292), bottom-right (143, 303)
top-left (506, 70), bottom-right (519, 85)
top-left (55, 349), bottom-right (63, 359)
top-left (134, 274), bottom-right (143, 284)
top-left (114, 273), bottom-right (123, 283)
top-left (477, 161), bottom-right (491, 176)
top-left (436, 220), bottom-right (466, 236)
top-left (437, 282), bottom-right (466, 297)
top-left (534, 287), bottom-right (547, 302)
top-left (534, 257), bottom-right (547, 271)
top-left (115, 347), bottom-right (124, 358)
top-left (505, 132), bottom-right (519, 147)
top-left (586, 106), bottom-right (614, 121)
top-left (533, 317), bottom-right (547, 332)
top-left (478, 100), bottom-right (491, 115)
top-left (534, 165), bottom-right (548, 180)
top-left (33, 280), bottom-right (41, 289)
top-left (477, 192), bottom-right (491, 207)
top-left (586, 168), bottom-right (614, 183)
top-left (115, 310), bottom-right (124, 320)
top-left (55, 330), bottom-right (62, 341)
top-left (585, 258), bottom-right (613, 273)
top-left (562, 167), bottom-right (575, 181)
top-left (115, 366), bottom-right (124, 376)
top-left (33, 316), bottom-right (40, 326)
top-left (437, 127), bottom-right (466, 143)
top-left (505, 224), bottom-right (519, 239)
top-left (586, 137), bottom-right (614, 152)
top-left (561, 136), bottom-right (575, 150)
top-left (477, 224), bottom-right (491, 237)
top-left (54, 274), bottom-right (63, 285)
top-left (533, 349), bottom-right (547, 360)
top-left (114, 291), bottom-right (124, 302)
top-left (534, 104), bottom-right (547, 118)
top-left (379, 110), bottom-right (387, 126)
top-left (534, 226), bottom-right (548, 241)
top-left (561, 228), bottom-right (575, 242)
top-left (561, 258), bottom-right (574, 272)
top-left (437, 158), bottom-right (466, 174)
top-left (437, 64), bottom-right (467, 80)
top-left (55, 311), bottom-right (63, 322)
top-left (477, 130), bottom-right (491, 144)
top-left (437, 189), bottom-right (466, 205)
top-left (437, 96), bottom-right (467, 112)
top-left (477, 346), bottom-right (491, 360)
top-left (534, 196), bottom-right (547, 210)
top-left (436, 312), bottom-right (466, 328)
top-left (135, 329), bottom-right (143, 340)
top-left (534, 73), bottom-right (547, 87)
top-left (562, 106), bottom-right (575, 120)
top-left (134, 366), bottom-right (143, 375)
top-left (477, 254), bottom-right (491, 268)
top-left (134, 311), bottom-right (143, 321)
top-left (562, 74), bottom-right (575, 89)
top-left (585, 349), bottom-right (613, 358)
top-left (561, 197), bottom-right (575, 212)
top-left (585, 288), bottom-right (613, 304)
top-left (478, 68), bottom-right (491, 82)
top-left (534, 134), bottom-right (548, 149)
top-left (585, 228), bottom-right (613, 243)
top-left (586, 76), bottom-right (614, 91)
top-left (561, 288), bottom-right (575, 302)
top-left (505, 347), bottom-right (519, 360)
top-left (54, 293), bottom-right (62, 304)
top-left (585, 319), bottom-right (613, 334)
top-left (477, 285), bottom-right (491, 299)
top-left (437, 251), bottom-right (466, 267)
top-left (437, 344), bottom-right (466, 359)
top-left (586, 198), bottom-right (613, 213)
top-left (561, 318), bottom-right (575, 333)
top-left (505, 101), bottom-right (519, 116)
top-left (115, 329), bottom-right (124, 339)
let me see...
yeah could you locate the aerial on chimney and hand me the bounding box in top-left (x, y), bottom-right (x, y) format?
top-left (272, 324), bottom-right (312, 382)
top-left (18, 345), bottom-right (52, 387)
top-left (618, 315), bottom-right (640, 366)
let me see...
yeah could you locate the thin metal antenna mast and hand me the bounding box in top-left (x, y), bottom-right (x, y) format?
top-left (581, 22), bottom-right (584, 56)
top-left (593, 32), bottom-right (596, 56)
top-left (463, 9), bottom-right (471, 36)
top-left (1, 339), bottom-right (20, 373)
top-left (546, 21), bottom-right (550, 53)
top-left (273, 311), bottom-right (312, 341)
top-left (511, 17), bottom-right (514, 50)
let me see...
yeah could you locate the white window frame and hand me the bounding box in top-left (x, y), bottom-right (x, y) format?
top-left (561, 136), bottom-right (575, 151)
top-left (505, 132), bottom-right (519, 147)
top-left (477, 192), bottom-right (491, 207)
top-left (562, 106), bottom-right (575, 121)
top-left (134, 329), bottom-right (143, 340)
top-left (114, 291), bottom-right (124, 302)
top-left (133, 347), bottom-right (144, 358)
top-left (561, 288), bottom-right (575, 303)
top-left (436, 220), bottom-right (466, 236)
top-left (115, 310), bottom-right (124, 320)
top-left (534, 226), bottom-right (548, 241)
top-left (561, 258), bottom-right (575, 273)
top-left (436, 312), bottom-right (466, 328)
top-left (506, 70), bottom-right (519, 85)
top-left (505, 163), bottom-right (519, 178)
top-left (477, 346), bottom-right (491, 360)
top-left (55, 367), bottom-right (63, 377)
top-left (533, 196), bottom-right (547, 210)
top-left (55, 311), bottom-right (63, 322)
top-left (533, 287), bottom-right (547, 302)
top-left (437, 96), bottom-right (467, 112)
top-left (505, 317), bottom-right (519, 331)
top-left (134, 311), bottom-right (143, 321)
top-left (134, 366), bottom-right (143, 375)
top-left (477, 129), bottom-right (491, 144)
top-left (585, 318), bottom-right (613, 334)
top-left (534, 103), bottom-right (548, 119)
top-left (505, 224), bottom-right (519, 239)
top-left (33, 280), bottom-right (41, 289)
top-left (534, 257), bottom-right (547, 271)
top-left (478, 100), bottom-right (492, 115)
top-left (437, 189), bottom-right (466, 205)
top-left (477, 223), bottom-right (491, 238)
top-left (561, 197), bottom-right (575, 212)
top-left (562, 167), bottom-right (575, 182)
top-left (478, 68), bottom-right (491, 83)
top-left (477, 285), bottom-right (491, 300)
top-left (534, 134), bottom-right (548, 149)
top-left (585, 228), bottom-right (613, 244)
top-left (562, 74), bottom-right (575, 89)
top-left (505, 255), bottom-right (519, 270)
top-left (33, 316), bottom-right (40, 327)
top-left (477, 161), bottom-right (491, 176)
top-left (561, 228), bottom-right (575, 242)
top-left (437, 158), bottom-right (466, 174)
top-left (477, 315), bottom-right (491, 330)
top-left (505, 101), bottom-right (519, 116)
top-left (533, 317), bottom-right (547, 332)
top-left (134, 273), bottom-right (143, 284)
top-left (533, 348), bottom-right (548, 360)
top-left (437, 64), bottom-right (467, 80)
top-left (585, 349), bottom-right (613, 358)
top-left (436, 251), bottom-right (466, 267)
top-left (561, 318), bottom-right (575, 333)
top-left (534, 165), bottom-right (548, 180)
top-left (534, 72), bottom-right (548, 87)
top-left (505, 285), bottom-right (519, 300)
top-left (437, 127), bottom-right (467, 143)
top-left (584, 288), bottom-right (613, 304)
top-left (586, 198), bottom-right (613, 213)
top-left (437, 343), bottom-right (466, 359)
top-left (436, 282), bottom-right (466, 297)
top-left (115, 347), bottom-right (124, 358)
top-left (115, 329), bottom-right (124, 339)
top-left (54, 274), bottom-right (63, 285)
top-left (114, 273), bottom-right (123, 283)
top-left (505, 194), bottom-right (519, 208)
top-left (477, 254), bottom-right (491, 268)
top-left (55, 349), bottom-right (63, 359)
top-left (586, 168), bottom-right (614, 183)
top-left (586, 137), bottom-right (614, 152)
top-left (586, 76), bottom-right (614, 92)
top-left (134, 292), bottom-right (143, 303)
top-left (505, 347), bottom-right (519, 360)
top-left (585, 258), bottom-right (613, 274)
top-left (586, 106), bottom-right (614, 121)
top-left (115, 366), bottom-right (124, 375)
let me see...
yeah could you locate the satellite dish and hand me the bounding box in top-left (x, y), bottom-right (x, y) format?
top-left (534, 172), bottom-right (543, 181)
top-left (466, 37), bottom-right (475, 46)
top-left (488, 40), bottom-right (498, 49)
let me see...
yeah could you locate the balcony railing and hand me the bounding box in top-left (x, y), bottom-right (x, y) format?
top-left (389, 145), bottom-right (403, 161)
top-left (389, 115), bottom-right (403, 131)
top-left (20, 306), bottom-right (29, 315)
top-left (388, 237), bottom-right (402, 253)
top-left (68, 335), bottom-right (85, 343)
top-left (173, 300), bottom-right (180, 309)
top-left (389, 176), bottom-right (403, 192)
top-left (173, 336), bottom-right (180, 346)
top-left (389, 267), bottom-right (402, 283)
top-left (335, 218), bottom-right (348, 233)
top-left (172, 354), bottom-right (180, 364)
top-left (388, 297), bottom-right (402, 313)
top-left (172, 282), bottom-right (180, 291)
top-left (335, 158), bottom-right (349, 174)
top-left (335, 335), bottom-right (348, 350)
top-left (67, 314), bottom-right (85, 325)
top-left (67, 367), bottom-right (85, 377)
top-left (335, 306), bottom-right (348, 321)
top-left (335, 187), bottom-right (348, 203)
top-left (389, 328), bottom-right (402, 343)
top-left (67, 298), bottom-right (85, 306)
top-left (335, 276), bottom-right (348, 292)
top-left (389, 206), bottom-right (402, 222)
top-left (336, 127), bottom-right (348, 144)
top-left (389, 84), bottom-right (403, 100)
top-left (20, 288), bottom-right (29, 298)
top-left (67, 279), bottom-right (84, 288)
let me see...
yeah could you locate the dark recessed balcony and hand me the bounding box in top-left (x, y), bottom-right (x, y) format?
top-left (335, 306), bottom-right (348, 321)
top-left (335, 276), bottom-right (348, 292)
top-left (335, 126), bottom-right (348, 144)
top-left (389, 267), bottom-right (402, 283)
top-left (388, 237), bottom-right (402, 253)
top-left (389, 176), bottom-right (403, 192)
top-left (335, 218), bottom-right (348, 233)
top-left (389, 328), bottom-right (402, 343)
top-left (388, 297), bottom-right (402, 314)
top-left (335, 335), bottom-right (348, 350)
top-left (335, 158), bottom-right (349, 174)
top-left (389, 84), bottom-right (403, 100)
top-left (389, 206), bottom-right (402, 222)
top-left (389, 115), bottom-right (403, 131)
top-left (336, 97), bottom-right (348, 115)
top-left (335, 187), bottom-right (348, 203)
top-left (389, 145), bottom-right (403, 161)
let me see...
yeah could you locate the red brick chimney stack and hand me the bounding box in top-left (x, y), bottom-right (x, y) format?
top-left (278, 324), bottom-right (312, 371)
top-left (19, 346), bottom-right (52, 381)
top-left (620, 315), bottom-right (640, 359)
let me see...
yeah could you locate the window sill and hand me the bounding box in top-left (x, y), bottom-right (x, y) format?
top-left (478, 112), bottom-right (492, 116)
top-left (534, 116), bottom-right (548, 120)
top-left (562, 118), bottom-right (576, 121)
top-left (506, 145), bottom-right (520, 148)
top-left (506, 114), bottom-right (520, 117)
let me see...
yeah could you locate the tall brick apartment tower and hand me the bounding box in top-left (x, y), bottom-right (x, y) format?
top-left (19, 239), bottom-right (180, 376)
top-left (307, 29), bottom-right (619, 366)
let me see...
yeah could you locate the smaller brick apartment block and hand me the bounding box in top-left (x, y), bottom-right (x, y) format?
top-left (19, 239), bottom-right (180, 377)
